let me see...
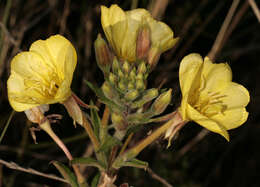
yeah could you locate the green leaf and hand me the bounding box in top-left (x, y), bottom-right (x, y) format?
top-left (120, 158), bottom-right (148, 170)
top-left (90, 100), bottom-right (101, 139)
top-left (91, 173), bottom-right (101, 187)
top-left (98, 135), bottom-right (122, 153)
top-left (71, 157), bottom-right (105, 171)
top-left (84, 80), bottom-right (124, 113)
top-left (52, 161), bottom-right (79, 187)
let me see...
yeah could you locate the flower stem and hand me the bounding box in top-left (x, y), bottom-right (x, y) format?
top-left (40, 121), bottom-right (85, 184)
top-left (113, 112), bottom-right (183, 167)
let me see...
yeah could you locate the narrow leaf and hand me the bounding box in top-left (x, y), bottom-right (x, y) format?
top-left (71, 157), bottom-right (105, 171)
top-left (98, 135), bottom-right (122, 153)
top-left (90, 100), bottom-right (101, 139)
top-left (120, 158), bottom-right (148, 170)
top-left (91, 173), bottom-right (101, 187)
top-left (52, 161), bottom-right (79, 187)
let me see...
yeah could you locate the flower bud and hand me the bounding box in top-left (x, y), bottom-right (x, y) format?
top-left (112, 58), bottom-right (120, 74)
top-left (129, 67), bottom-right (136, 80)
top-left (152, 89), bottom-right (172, 115)
top-left (109, 73), bottom-right (117, 85)
top-left (136, 25), bottom-right (150, 60)
top-left (122, 61), bottom-right (130, 74)
top-left (111, 112), bottom-right (126, 130)
top-left (118, 80), bottom-right (126, 92)
top-left (130, 88), bottom-right (158, 108)
top-left (125, 90), bottom-right (139, 101)
top-left (127, 82), bottom-right (135, 90)
top-left (102, 81), bottom-right (115, 100)
top-left (135, 79), bottom-right (145, 90)
top-left (94, 34), bottom-right (113, 75)
top-left (137, 62), bottom-right (147, 74)
top-left (147, 46), bottom-right (161, 71)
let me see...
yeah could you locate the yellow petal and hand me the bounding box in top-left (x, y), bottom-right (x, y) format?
top-left (202, 57), bottom-right (232, 93)
top-left (30, 35), bottom-right (77, 80)
top-left (211, 108), bottom-right (248, 130)
top-left (7, 72), bottom-right (39, 111)
top-left (186, 104), bottom-right (230, 141)
top-left (179, 53), bottom-right (203, 119)
top-left (221, 82), bottom-right (250, 109)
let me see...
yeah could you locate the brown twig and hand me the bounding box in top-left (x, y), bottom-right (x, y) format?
top-left (0, 159), bottom-right (69, 184)
top-left (147, 167), bottom-right (173, 187)
top-left (148, 0), bottom-right (169, 19)
top-left (248, 0), bottom-right (260, 22)
top-left (59, 0), bottom-right (70, 34)
top-left (208, 0), bottom-right (241, 60)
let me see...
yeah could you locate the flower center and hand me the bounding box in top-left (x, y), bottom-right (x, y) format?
top-left (193, 91), bottom-right (227, 118)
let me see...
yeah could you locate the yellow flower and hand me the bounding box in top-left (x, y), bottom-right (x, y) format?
top-left (101, 4), bottom-right (178, 63)
top-left (179, 53), bottom-right (250, 141)
top-left (7, 35), bottom-right (77, 112)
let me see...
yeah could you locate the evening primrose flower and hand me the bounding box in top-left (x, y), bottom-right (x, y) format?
top-left (101, 4), bottom-right (178, 63)
top-left (7, 35), bottom-right (77, 112)
top-left (179, 54), bottom-right (250, 141)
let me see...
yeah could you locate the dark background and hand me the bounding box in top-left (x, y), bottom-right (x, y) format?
top-left (0, 0), bottom-right (259, 186)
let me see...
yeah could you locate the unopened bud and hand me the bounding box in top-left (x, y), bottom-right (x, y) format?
top-left (122, 61), bottom-right (130, 74)
top-left (94, 34), bottom-right (112, 74)
top-left (130, 88), bottom-right (158, 108)
top-left (102, 81), bottom-right (115, 100)
top-left (152, 89), bottom-right (172, 115)
top-left (128, 82), bottom-right (135, 90)
top-left (137, 62), bottom-right (147, 74)
top-left (136, 79), bottom-right (145, 90)
top-left (125, 90), bottom-right (139, 101)
top-left (136, 73), bottom-right (143, 80)
top-left (109, 73), bottom-right (117, 85)
top-left (129, 67), bottom-right (136, 80)
top-left (111, 112), bottom-right (126, 130)
top-left (136, 25), bottom-right (150, 60)
top-left (112, 58), bottom-right (120, 74)
top-left (118, 80), bottom-right (126, 92)
top-left (147, 46), bottom-right (161, 71)
top-left (118, 69), bottom-right (124, 79)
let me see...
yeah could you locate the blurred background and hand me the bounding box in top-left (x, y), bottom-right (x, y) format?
top-left (0, 0), bottom-right (259, 186)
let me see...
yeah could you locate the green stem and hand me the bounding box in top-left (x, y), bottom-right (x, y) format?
top-left (0, 0), bottom-right (12, 51)
top-left (0, 110), bottom-right (15, 143)
top-left (113, 112), bottom-right (183, 168)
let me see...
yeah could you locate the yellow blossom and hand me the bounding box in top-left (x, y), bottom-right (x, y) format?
top-left (7, 35), bottom-right (77, 112)
top-left (179, 53), bottom-right (250, 141)
top-left (101, 4), bottom-right (178, 63)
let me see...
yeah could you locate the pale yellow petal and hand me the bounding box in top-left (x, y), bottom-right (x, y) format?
top-left (10, 51), bottom-right (50, 85)
top-left (7, 73), bottom-right (39, 111)
top-left (211, 107), bottom-right (248, 130)
top-left (221, 82), bottom-right (250, 109)
top-left (187, 104), bottom-right (230, 141)
top-left (202, 57), bottom-right (232, 93)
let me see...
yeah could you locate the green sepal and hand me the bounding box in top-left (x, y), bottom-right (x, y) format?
top-left (126, 111), bottom-right (153, 125)
top-left (91, 173), bottom-right (101, 187)
top-left (84, 80), bottom-right (124, 113)
top-left (98, 135), bottom-right (122, 153)
top-left (52, 161), bottom-right (79, 187)
top-left (71, 157), bottom-right (105, 171)
top-left (130, 88), bottom-right (158, 109)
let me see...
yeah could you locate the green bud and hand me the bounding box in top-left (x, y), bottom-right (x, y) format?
top-left (130, 88), bottom-right (158, 109)
top-left (122, 61), bottom-right (130, 74)
top-left (136, 73), bottom-right (143, 80)
top-left (111, 112), bottom-right (126, 130)
top-left (94, 34), bottom-right (112, 75)
top-left (136, 79), bottom-right (145, 90)
top-left (127, 82), bottom-right (135, 90)
top-left (112, 58), bottom-right (120, 74)
top-left (129, 68), bottom-right (136, 80)
top-left (118, 80), bottom-right (126, 92)
top-left (101, 81), bottom-right (115, 100)
top-left (152, 89), bottom-right (172, 115)
top-left (136, 24), bottom-right (150, 60)
top-left (118, 69), bottom-right (124, 79)
top-left (137, 62), bottom-right (147, 74)
top-left (109, 73), bottom-right (117, 85)
top-left (125, 90), bottom-right (139, 101)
